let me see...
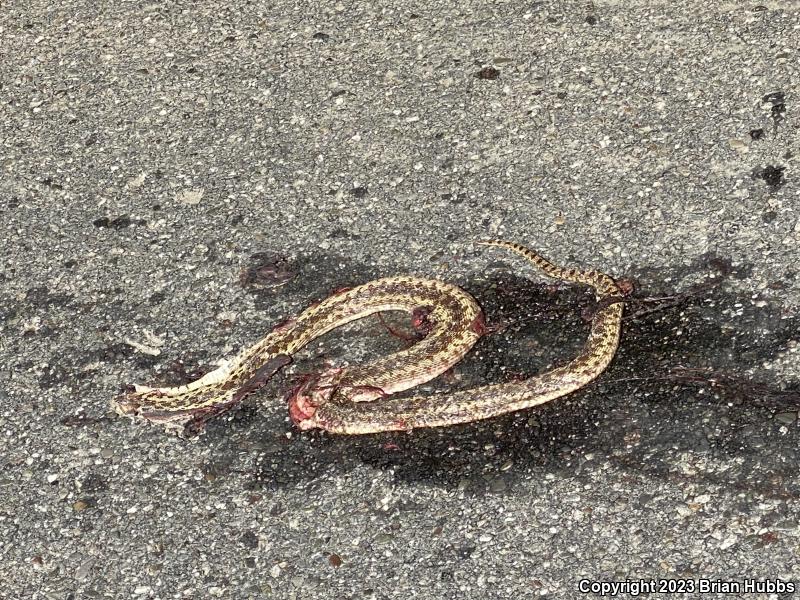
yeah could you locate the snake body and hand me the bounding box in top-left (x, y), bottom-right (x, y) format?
top-left (113, 241), bottom-right (623, 435)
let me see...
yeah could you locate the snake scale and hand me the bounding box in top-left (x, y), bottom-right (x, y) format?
top-left (112, 240), bottom-right (623, 435)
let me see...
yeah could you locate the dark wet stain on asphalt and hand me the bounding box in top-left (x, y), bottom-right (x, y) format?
top-left (174, 249), bottom-right (800, 500)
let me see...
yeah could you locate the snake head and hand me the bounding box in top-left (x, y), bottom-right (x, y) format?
top-left (111, 385), bottom-right (220, 436)
top-left (111, 384), bottom-right (160, 416)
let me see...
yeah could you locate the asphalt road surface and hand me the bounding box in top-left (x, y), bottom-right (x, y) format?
top-left (2, 1), bottom-right (799, 598)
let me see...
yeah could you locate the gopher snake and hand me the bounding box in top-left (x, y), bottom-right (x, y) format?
top-left (113, 241), bottom-right (623, 435)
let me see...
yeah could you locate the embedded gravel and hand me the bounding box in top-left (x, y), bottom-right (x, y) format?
top-left (2, 1), bottom-right (800, 599)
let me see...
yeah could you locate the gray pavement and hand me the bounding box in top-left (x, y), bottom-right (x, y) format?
top-left (2, 0), bottom-right (800, 598)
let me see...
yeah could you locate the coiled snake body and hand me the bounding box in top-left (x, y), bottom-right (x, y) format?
top-left (113, 241), bottom-right (623, 435)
